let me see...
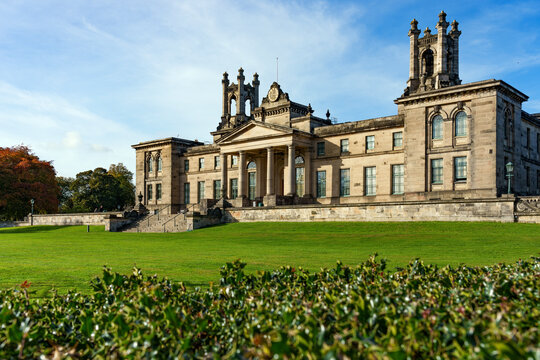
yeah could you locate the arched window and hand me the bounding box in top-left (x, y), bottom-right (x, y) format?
top-left (432, 115), bottom-right (443, 140)
top-left (230, 97), bottom-right (237, 116)
top-left (422, 49), bottom-right (434, 77)
top-left (455, 111), bottom-right (467, 137)
top-left (295, 156), bottom-right (304, 165)
top-left (157, 156), bottom-right (163, 172)
top-left (247, 161), bottom-right (257, 170)
top-left (147, 156), bottom-right (153, 172)
top-left (246, 98), bottom-right (251, 116)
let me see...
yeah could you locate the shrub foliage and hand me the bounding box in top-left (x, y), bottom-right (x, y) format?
top-left (1, 256), bottom-right (538, 358)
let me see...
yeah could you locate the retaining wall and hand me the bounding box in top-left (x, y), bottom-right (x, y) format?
top-left (30, 212), bottom-right (123, 226)
top-left (224, 199), bottom-right (516, 223)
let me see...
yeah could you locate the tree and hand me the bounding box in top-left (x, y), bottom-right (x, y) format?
top-left (0, 146), bottom-right (59, 220)
top-left (69, 164), bottom-right (135, 212)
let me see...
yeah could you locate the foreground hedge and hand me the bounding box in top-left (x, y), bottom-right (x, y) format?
top-left (1, 256), bottom-right (539, 359)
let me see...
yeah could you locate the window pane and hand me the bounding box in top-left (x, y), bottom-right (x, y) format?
top-left (214, 180), bottom-right (221, 199)
top-left (148, 158), bottom-right (153, 172)
top-left (295, 156), bottom-right (304, 165)
top-left (157, 157), bottom-right (162, 172)
top-left (340, 169), bottom-right (350, 196)
top-left (184, 160), bottom-right (189, 172)
top-left (296, 167), bottom-right (305, 197)
top-left (431, 159), bottom-right (443, 184)
top-left (432, 115), bottom-right (443, 139)
top-left (365, 167), bottom-right (376, 195)
top-left (366, 136), bottom-right (375, 150)
top-left (317, 142), bottom-right (325, 156)
top-left (214, 156), bottom-right (220, 169)
top-left (197, 181), bottom-right (205, 202)
top-left (454, 157), bottom-right (467, 181)
top-left (184, 183), bottom-right (190, 204)
top-left (340, 139), bottom-right (349, 153)
top-left (232, 155), bottom-right (238, 166)
top-left (247, 161), bottom-right (256, 170)
top-left (455, 111), bottom-right (467, 137)
top-left (147, 184), bottom-right (153, 200)
top-left (248, 172), bottom-right (256, 200)
top-left (317, 171), bottom-right (326, 198)
top-left (393, 132), bottom-right (403, 148)
top-left (156, 184), bottom-right (162, 200)
top-left (199, 158), bottom-right (204, 170)
top-left (392, 164), bottom-right (404, 194)
top-left (230, 178), bottom-right (238, 199)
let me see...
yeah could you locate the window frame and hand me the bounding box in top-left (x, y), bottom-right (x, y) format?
top-left (184, 182), bottom-right (190, 204)
top-left (366, 135), bottom-right (375, 151)
top-left (340, 139), bottom-right (349, 153)
top-left (197, 181), bottom-right (205, 202)
top-left (147, 184), bottom-right (153, 200)
top-left (454, 157), bottom-right (467, 182)
top-left (455, 111), bottom-right (467, 137)
top-left (230, 178), bottom-right (238, 199)
top-left (340, 168), bottom-right (350, 197)
top-left (392, 164), bottom-right (404, 195)
top-left (156, 183), bottom-right (162, 200)
top-left (316, 170), bottom-right (326, 198)
top-left (317, 142), bottom-right (325, 156)
top-left (198, 157), bottom-right (204, 171)
top-left (213, 180), bottom-right (222, 199)
top-left (431, 158), bottom-right (443, 184)
top-left (393, 132), bottom-right (403, 149)
top-left (214, 156), bottom-right (220, 169)
top-left (184, 159), bottom-right (189, 172)
top-left (432, 114), bottom-right (443, 140)
top-left (364, 167), bottom-right (376, 196)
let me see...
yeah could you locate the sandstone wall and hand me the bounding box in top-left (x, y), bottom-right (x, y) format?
top-left (30, 212), bottom-right (123, 226)
top-left (224, 199), bottom-right (515, 223)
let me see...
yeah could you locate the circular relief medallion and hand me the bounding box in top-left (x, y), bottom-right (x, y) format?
top-left (268, 87), bottom-right (279, 102)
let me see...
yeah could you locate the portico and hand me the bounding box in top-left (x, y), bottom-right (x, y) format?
top-left (217, 121), bottom-right (314, 206)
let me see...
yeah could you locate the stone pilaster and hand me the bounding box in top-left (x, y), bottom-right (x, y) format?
top-left (285, 144), bottom-right (295, 196)
top-left (266, 147), bottom-right (274, 195)
top-left (220, 153), bottom-right (228, 199)
top-left (238, 151), bottom-right (246, 198)
top-left (304, 147), bottom-right (312, 197)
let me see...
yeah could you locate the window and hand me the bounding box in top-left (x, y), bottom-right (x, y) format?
top-left (392, 164), bottom-right (404, 195)
top-left (148, 157), bottom-right (153, 173)
top-left (230, 178), bottom-right (238, 199)
top-left (340, 139), bottom-right (349, 153)
top-left (248, 172), bottom-right (256, 200)
top-left (365, 167), bottom-right (376, 196)
top-left (247, 161), bottom-right (256, 170)
top-left (455, 111), bottom-right (467, 137)
top-left (526, 128), bottom-right (531, 148)
top-left (147, 184), bottom-right (153, 200)
top-left (366, 136), bottom-right (375, 150)
top-left (431, 159), bottom-right (443, 184)
top-left (214, 156), bottom-right (220, 169)
top-left (296, 167), bottom-right (305, 197)
top-left (214, 180), bottom-right (222, 199)
top-left (199, 158), bottom-right (204, 170)
top-left (197, 181), bottom-right (205, 202)
top-left (454, 157), bottom-right (467, 182)
top-left (393, 132), bottom-right (403, 148)
top-left (317, 142), bottom-right (325, 156)
top-left (537, 134), bottom-right (540, 153)
top-left (157, 156), bottom-right (162, 172)
top-left (340, 169), bottom-right (350, 197)
top-left (295, 156), bottom-right (304, 165)
top-left (525, 167), bottom-right (530, 188)
top-left (231, 155), bottom-right (238, 166)
top-left (537, 170), bottom-right (540, 192)
top-left (156, 183), bottom-right (162, 200)
top-left (184, 183), bottom-right (190, 204)
top-left (432, 115), bottom-right (443, 139)
top-left (316, 171), bottom-right (326, 198)
top-left (184, 159), bottom-right (189, 172)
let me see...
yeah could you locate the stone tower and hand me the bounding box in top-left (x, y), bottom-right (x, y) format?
top-left (218, 68), bottom-right (260, 131)
top-left (405, 11), bottom-right (461, 95)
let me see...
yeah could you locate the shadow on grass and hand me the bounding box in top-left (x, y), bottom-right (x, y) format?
top-left (0, 225), bottom-right (74, 233)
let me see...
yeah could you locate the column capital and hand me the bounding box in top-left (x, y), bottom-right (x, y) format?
top-left (239, 150), bottom-right (246, 155)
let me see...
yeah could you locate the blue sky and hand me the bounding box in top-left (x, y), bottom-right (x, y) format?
top-left (1, 0), bottom-right (539, 177)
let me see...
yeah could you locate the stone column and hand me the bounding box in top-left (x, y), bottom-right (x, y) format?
top-left (285, 144), bottom-right (295, 196)
top-left (220, 153), bottom-right (228, 198)
top-left (304, 147), bottom-right (312, 197)
top-left (266, 147), bottom-right (274, 195)
top-left (238, 151), bottom-right (246, 198)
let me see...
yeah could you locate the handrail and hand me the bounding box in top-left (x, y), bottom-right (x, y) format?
top-left (161, 204), bottom-right (197, 230)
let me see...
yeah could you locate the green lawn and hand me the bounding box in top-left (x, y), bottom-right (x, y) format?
top-left (0, 222), bottom-right (538, 295)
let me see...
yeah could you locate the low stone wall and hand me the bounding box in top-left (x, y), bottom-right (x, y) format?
top-left (0, 221), bottom-right (28, 228)
top-left (30, 212), bottom-right (123, 226)
top-left (224, 199), bottom-right (516, 223)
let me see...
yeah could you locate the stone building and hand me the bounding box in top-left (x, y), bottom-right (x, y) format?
top-left (132, 12), bottom-right (540, 215)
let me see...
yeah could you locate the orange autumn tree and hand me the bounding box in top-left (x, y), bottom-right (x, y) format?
top-left (0, 146), bottom-right (59, 220)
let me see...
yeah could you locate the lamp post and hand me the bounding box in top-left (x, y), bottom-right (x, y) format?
top-left (505, 162), bottom-right (514, 194)
top-left (30, 198), bottom-right (34, 215)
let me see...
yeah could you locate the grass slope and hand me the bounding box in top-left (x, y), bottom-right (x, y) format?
top-left (0, 222), bottom-right (538, 294)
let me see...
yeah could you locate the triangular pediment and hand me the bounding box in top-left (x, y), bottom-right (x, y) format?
top-left (216, 121), bottom-right (294, 144)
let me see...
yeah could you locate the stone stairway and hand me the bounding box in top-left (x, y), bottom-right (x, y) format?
top-left (122, 212), bottom-right (192, 233)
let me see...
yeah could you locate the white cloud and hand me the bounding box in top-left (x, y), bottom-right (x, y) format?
top-left (62, 131), bottom-right (81, 149)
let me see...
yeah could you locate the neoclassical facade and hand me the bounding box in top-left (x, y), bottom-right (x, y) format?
top-left (133, 12), bottom-right (540, 214)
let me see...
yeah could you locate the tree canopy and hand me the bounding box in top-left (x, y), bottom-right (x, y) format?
top-left (0, 146), bottom-right (59, 220)
top-left (59, 163), bottom-right (135, 213)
